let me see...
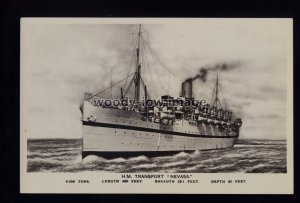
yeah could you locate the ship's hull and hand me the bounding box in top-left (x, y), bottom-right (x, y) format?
top-left (81, 101), bottom-right (239, 158)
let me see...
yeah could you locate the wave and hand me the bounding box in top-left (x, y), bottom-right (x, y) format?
top-left (27, 139), bottom-right (287, 173)
top-left (128, 155), bottom-right (149, 162)
top-left (82, 155), bottom-right (101, 163)
top-left (162, 160), bottom-right (187, 167)
top-left (106, 157), bottom-right (127, 163)
top-left (131, 163), bottom-right (157, 169)
top-left (173, 152), bottom-right (189, 158)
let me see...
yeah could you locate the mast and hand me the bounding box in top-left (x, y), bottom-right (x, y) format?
top-left (144, 85), bottom-right (147, 102)
top-left (212, 73), bottom-right (220, 109)
top-left (215, 73), bottom-right (219, 109)
top-left (121, 87), bottom-right (124, 99)
top-left (134, 24), bottom-right (142, 101)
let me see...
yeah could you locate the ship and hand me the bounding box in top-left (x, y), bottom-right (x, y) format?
top-left (80, 25), bottom-right (243, 159)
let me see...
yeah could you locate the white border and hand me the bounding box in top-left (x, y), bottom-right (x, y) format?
top-left (20, 18), bottom-right (293, 194)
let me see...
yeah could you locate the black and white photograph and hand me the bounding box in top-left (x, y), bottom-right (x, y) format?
top-left (20, 18), bottom-right (293, 193)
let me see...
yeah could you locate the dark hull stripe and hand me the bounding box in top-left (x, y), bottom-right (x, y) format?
top-left (82, 150), bottom-right (196, 159)
top-left (82, 121), bottom-right (238, 139)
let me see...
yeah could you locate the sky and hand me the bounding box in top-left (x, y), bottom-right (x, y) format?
top-left (21, 18), bottom-right (292, 139)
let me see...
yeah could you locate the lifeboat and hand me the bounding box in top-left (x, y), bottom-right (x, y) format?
top-left (198, 116), bottom-right (207, 122)
top-left (161, 114), bottom-right (175, 119)
top-left (207, 119), bottom-right (213, 124)
top-left (214, 120), bottom-right (221, 125)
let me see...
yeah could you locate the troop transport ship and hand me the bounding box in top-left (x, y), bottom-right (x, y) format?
top-left (80, 25), bottom-right (242, 159)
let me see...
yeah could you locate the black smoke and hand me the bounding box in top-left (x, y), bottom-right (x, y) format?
top-left (207, 61), bottom-right (242, 72)
top-left (184, 62), bottom-right (242, 83)
top-left (185, 68), bottom-right (207, 82)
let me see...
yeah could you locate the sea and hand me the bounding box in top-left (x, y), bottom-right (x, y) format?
top-left (27, 139), bottom-right (287, 173)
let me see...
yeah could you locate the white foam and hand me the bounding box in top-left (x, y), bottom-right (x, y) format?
top-left (82, 155), bottom-right (100, 163)
top-left (181, 165), bottom-right (200, 171)
top-left (107, 157), bottom-right (126, 163)
top-left (132, 163), bottom-right (157, 169)
top-left (162, 160), bottom-right (186, 167)
top-left (128, 155), bottom-right (149, 162)
top-left (173, 152), bottom-right (189, 158)
top-left (208, 163), bottom-right (236, 170)
top-left (193, 150), bottom-right (200, 155)
top-left (73, 155), bottom-right (83, 164)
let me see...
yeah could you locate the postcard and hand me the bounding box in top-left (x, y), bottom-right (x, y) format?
top-left (20, 18), bottom-right (293, 194)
